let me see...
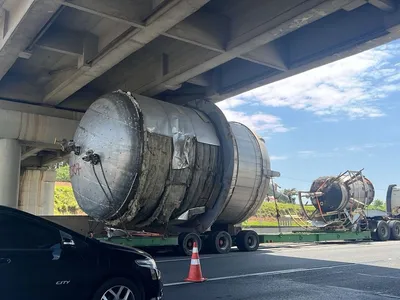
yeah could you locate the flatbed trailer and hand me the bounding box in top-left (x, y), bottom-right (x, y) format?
top-left (98, 229), bottom-right (372, 256)
top-left (258, 230), bottom-right (371, 243)
top-left (91, 183), bottom-right (400, 256)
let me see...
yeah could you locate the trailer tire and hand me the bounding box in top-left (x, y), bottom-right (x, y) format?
top-left (236, 230), bottom-right (259, 252)
top-left (178, 232), bottom-right (202, 256)
top-left (389, 220), bottom-right (400, 240)
top-left (208, 231), bottom-right (232, 254)
top-left (372, 220), bottom-right (390, 241)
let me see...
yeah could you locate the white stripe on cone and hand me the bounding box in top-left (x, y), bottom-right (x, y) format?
top-left (192, 247), bottom-right (198, 254)
top-left (191, 259), bottom-right (200, 265)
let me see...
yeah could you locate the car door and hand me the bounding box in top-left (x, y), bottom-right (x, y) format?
top-left (56, 229), bottom-right (103, 300)
top-left (0, 212), bottom-right (95, 300)
top-left (0, 212), bottom-right (63, 299)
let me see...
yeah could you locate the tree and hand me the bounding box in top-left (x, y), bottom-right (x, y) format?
top-left (370, 199), bottom-right (386, 211)
top-left (282, 188), bottom-right (297, 204)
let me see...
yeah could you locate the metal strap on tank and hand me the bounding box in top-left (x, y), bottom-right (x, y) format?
top-left (102, 90), bottom-right (144, 224)
top-left (175, 99), bottom-right (235, 233)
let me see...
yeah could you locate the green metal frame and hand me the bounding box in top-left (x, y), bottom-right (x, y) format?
top-left (99, 236), bottom-right (178, 247)
top-left (258, 230), bottom-right (371, 243)
top-left (97, 230), bottom-right (371, 248)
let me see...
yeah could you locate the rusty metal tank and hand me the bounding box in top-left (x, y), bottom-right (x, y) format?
top-left (309, 172), bottom-right (375, 214)
top-left (68, 90), bottom-right (279, 233)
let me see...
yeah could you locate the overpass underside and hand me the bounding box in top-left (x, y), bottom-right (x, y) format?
top-left (0, 0), bottom-right (399, 213)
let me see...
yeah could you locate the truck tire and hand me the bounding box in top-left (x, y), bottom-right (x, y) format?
top-left (389, 220), bottom-right (400, 240)
top-left (178, 232), bottom-right (202, 256)
top-left (371, 220), bottom-right (390, 241)
top-left (236, 230), bottom-right (259, 252)
top-left (207, 231), bottom-right (232, 254)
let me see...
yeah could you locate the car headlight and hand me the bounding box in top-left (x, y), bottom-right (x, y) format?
top-left (135, 258), bottom-right (157, 270)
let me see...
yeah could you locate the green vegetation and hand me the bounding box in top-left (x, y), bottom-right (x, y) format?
top-left (252, 201), bottom-right (314, 219)
top-left (242, 220), bottom-right (299, 227)
top-left (54, 163), bottom-right (82, 215)
top-left (54, 185), bottom-right (82, 215)
top-left (242, 201), bottom-right (315, 227)
top-left (56, 164), bottom-right (70, 182)
top-left (368, 199), bottom-right (386, 212)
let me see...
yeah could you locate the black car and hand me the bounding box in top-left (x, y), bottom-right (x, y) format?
top-left (0, 205), bottom-right (163, 300)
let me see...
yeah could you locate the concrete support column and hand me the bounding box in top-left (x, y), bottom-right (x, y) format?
top-left (0, 139), bottom-right (21, 208)
top-left (19, 169), bottom-right (56, 215)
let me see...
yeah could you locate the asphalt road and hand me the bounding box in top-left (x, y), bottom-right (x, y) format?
top-left (155, 241), bottom-right (400, 299)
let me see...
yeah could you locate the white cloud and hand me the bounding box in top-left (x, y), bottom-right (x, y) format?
top-left (216, 98), bottom-right (246, 110)
top-left (346, 142), bottom-right (396, 152)
top-left (298, 150), bottom-right (315, 155)
top-left (297, 149), bottom-right (338, 159)
top-left (270, 155), bottom-right (288, 161)
top-left (220, 109), bottom-right (290, 133)
top-left (221, 41), bottom-right (400, 120)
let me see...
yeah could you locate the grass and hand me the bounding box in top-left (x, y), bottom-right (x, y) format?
top-left (241, 201), bottom-right (314, 227)
top-left (242, 220), bottom-right (302, 227)
top-left (54, 184), bottom-right (84, 215)
top-left (253, 202), bottom-right (315, 218)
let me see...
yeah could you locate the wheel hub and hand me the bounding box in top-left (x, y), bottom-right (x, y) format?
top-left (247, 236), bottom-right (256, 248)
top-left (101, 285), bottom-right (135, 300)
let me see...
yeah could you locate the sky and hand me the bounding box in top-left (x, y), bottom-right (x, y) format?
top-left (217, 40), bottom-right (400, 202)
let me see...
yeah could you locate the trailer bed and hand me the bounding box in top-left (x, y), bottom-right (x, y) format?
top-left (258, 231), bottom-right (371, 243)
top-left (98, 230), bottom-right (372, 251)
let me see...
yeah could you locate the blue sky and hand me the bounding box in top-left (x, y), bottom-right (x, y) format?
top-left (217, 40), bottom-right (400, 201)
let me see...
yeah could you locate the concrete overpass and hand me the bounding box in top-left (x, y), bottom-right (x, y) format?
top-left (0, 0), bottom-right (400, 214)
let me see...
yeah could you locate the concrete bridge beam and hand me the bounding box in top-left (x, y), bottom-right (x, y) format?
top-left (0, 139), bottom-right (21, 208)
top-left (19, 168), bottom-right (56, 215)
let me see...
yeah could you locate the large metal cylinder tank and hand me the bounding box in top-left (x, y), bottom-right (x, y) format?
top-left (309, 174), bottom-right (375, 214)
top-left (215, 122), bottom-right (271, 225)
top-left (69, 90), bottom-right (277, 233)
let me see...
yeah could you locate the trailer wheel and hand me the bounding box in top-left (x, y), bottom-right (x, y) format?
top-left (236, 230), bottom-right (259, 252)
top-left (371, 220), bottom-right (390, 241)
top-left (389, 220), bottom-right (400, 240)
top-left (178, 232), bottom-right (202, 256)
top-left (208, 231), bottom-right (232, 254)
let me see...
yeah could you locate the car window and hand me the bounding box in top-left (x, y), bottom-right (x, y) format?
top-left (0, 213), bottom-right (61, 250)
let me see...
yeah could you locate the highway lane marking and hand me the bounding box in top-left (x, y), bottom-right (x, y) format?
top-left (156, 250), bottom-right (279, 263)
top-left (156, 248), bottom-right (297, 263)
top-left (259, 241), bottom-right (400, 253)
top-left (358, 273), bottom-right (400, 280)
top-left (260, 243), bottom-right (395, 253)
top-left (156, 251), bottom-right (266, 263)
top-left (324, 284), bottom-right (400, 299)
top-left (156, 257), bottom-right (211, 263)
top-left (163, 263), bottom-right (354, 287)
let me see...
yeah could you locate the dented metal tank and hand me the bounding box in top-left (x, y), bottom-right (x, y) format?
top-left (309, 172), bottom-right (375, 214)
top-left (69, 90), bottom-right (278, 233)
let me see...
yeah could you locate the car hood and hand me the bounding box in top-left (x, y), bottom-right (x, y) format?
top-left (99, 239), bottom-right (153, 259)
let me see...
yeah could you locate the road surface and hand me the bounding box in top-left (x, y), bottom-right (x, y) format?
top-left (156, 241), bottom-right (400, 299)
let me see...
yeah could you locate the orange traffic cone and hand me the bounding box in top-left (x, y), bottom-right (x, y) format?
top-left (184, 242), bottom-right (206, 282)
